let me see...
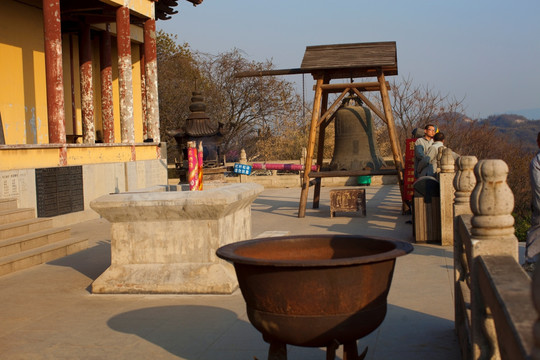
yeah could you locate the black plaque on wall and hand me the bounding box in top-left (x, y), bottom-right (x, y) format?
top-left (36, 166), bottom-right (84, 217)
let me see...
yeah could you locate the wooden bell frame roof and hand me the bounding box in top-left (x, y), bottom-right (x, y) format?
top-left (237, 41), bottom-right (405, 217)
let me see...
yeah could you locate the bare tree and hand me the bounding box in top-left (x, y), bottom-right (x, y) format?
top-left (254, 106), bottom-right (310, 161)
top-left (157, 31), bottom-right (201, 162)
top-left (196, 49), bottom-right (304, 159)
top-left (387, 75), bottom-right (467, 145)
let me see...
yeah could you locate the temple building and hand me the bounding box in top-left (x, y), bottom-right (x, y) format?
top-left (0, 0), bottom-right (198, 225)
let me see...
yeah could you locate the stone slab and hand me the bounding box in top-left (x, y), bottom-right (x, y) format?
top-left (90, 183), bottom-right (264, 294)
top-left (91, 263), bottom-right (238, 294)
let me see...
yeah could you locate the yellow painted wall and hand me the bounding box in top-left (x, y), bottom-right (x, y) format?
top-left (111, 44), bottom-right (122, 143)
top-left (0, 1), bottom-right (48, 145)
top-left (92, 36), bottom-right (103, 141)
top-left (33, 50), bottom-right (48, 145)
top-left (135, 145), bottom-right (160, 160)
top-left (68, 144), bottom-right (159, 164)
top-left (0, 145), bottom-right (160, 171)
top-left (63, 34), bottom-right (83, 141)
top-left (67, 146), bottom-right (133, 164)
top-left (132, 45), bottom-right (144, 143)
top-left (0, 148), bottom-right (62, 169)
top-left (99, 0), bottom-right (155, 19)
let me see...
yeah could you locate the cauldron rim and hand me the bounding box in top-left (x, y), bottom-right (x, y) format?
top-left (216, 234), bottom-right (413, 267)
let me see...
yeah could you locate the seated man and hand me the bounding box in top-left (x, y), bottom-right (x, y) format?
top-left (418, 132), bottom-right (446, 177)
top-left (414, 124), bottom-right (435, 178)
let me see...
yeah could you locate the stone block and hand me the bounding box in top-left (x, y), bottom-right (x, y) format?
top-left (90, 182), bottom-right (263, 294)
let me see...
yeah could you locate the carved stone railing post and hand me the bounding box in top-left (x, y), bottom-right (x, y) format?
top-left (470, 159), bottom-right (517, 254)
top-left (453, 156), bottom-right (477, 290)
top-left (439, 147), bottom-right (456, 246)
top-left (453, 156), bottom-right (478, 217)
top-left (469, 159), bottom-right (518, 359)
top-left (239, 148), bottom-right (247, 183)
top-left (453, 155), bottom-right (477, 359)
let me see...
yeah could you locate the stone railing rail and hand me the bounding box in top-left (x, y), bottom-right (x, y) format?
top-left (436, 151), bottom-right (537, 360)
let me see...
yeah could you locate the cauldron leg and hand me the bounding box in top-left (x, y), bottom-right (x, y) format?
top-left (267, 341), bottom-right (287, 360)
top-left (343, 342), bottom-right (368, 360)
top-left (326, 339), bottom-right (340, 360)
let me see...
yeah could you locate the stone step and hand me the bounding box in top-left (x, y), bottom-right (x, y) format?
top-left (0, 198), bottom-right (18, 211)
top-left (0, 227), bottom-right (72, 257)
top-left (0, 218), bottom-right (53, 241)
top-left (0, 208), bottom-right (35, 225)
top-left (0, 236), bottom-right (88, 277)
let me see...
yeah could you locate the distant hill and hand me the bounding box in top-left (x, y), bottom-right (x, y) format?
top-left (478, 114), bottom-right (540, 153)
top-left (507, 108), bottom-right (540, 120)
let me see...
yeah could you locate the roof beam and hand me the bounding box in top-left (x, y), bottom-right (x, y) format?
top-left (315, 81), bottom-right (390, 93)
top-left (235, 68), bottom-right (307, 78)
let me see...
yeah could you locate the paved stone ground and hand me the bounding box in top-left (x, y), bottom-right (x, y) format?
top-left (0, 185), bottom-right (486, 359)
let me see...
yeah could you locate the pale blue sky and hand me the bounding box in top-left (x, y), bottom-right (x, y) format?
top-left (157, 0), bottom-right (540, 119)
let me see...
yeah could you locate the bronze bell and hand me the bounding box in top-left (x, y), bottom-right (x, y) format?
top-left (330, 95), bottom-right (385, 171)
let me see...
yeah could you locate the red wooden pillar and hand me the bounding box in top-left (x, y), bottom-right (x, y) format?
top-left (116, 6), bottom-right (134, 144)
top-left (43, 0), bottom-right (66, 144)
top-left (144, 18), bottom-right (160, 143)
top-left (80, 23), bottom-right (95, 143)
top-left (140, 44), bottom-right (148, 140)
top-left (100, 24), bottom-right (115, 143)
top-left (69, 34), bottom-right (78, 140)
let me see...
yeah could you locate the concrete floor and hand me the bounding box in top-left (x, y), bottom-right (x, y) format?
top-left (0, 185), bottom-right (464, 359)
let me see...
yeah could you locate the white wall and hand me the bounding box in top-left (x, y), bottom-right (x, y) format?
top-left (0, 159), bottom-right (168, 226)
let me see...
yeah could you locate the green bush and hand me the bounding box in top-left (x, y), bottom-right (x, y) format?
top-left (514, 213), bottom-right (531, 242)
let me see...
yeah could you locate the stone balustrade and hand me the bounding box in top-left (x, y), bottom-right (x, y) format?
top-left (451, 156), bottom-right (535, 359)
top-left (439, 148), bottom-right (456, 245)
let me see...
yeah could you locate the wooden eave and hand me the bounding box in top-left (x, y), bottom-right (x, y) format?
top-left (301, 42), bottom-right (397, 69)
top-left (302, 41), bottom-right (398, 79)
top-left (236, 41), bottom-right (398, 80)
top-left (15, 0), bottom-right (200, 24)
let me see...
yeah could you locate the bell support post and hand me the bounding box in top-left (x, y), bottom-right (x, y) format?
top-left (299, 77), bottom-right (324, 218)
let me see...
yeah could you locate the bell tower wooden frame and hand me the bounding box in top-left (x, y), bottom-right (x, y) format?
top-left (237, 42), bottom-right (405, 217)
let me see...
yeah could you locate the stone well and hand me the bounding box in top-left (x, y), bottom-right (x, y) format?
top-left (90, 183), bottom-right (264, 294)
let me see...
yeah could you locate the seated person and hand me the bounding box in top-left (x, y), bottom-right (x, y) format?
top-left (418, 132), bottom-right (445, 177)
top-left (414, 124), bottom-right (435, 178)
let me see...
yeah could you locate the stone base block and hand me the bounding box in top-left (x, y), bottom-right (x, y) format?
top-left (90, 183), bottom-right (263, 295)
top-left (91, 263), bottom-right (238, 294)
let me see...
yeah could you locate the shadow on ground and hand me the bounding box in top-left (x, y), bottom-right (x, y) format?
top-left (107, 305), bottom-right (327, 359)
top-left (48, 240), bottom-right (111, 282)
top-left (106, 303), bottom-right (458, 360)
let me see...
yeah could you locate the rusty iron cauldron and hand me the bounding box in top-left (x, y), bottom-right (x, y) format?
top-left (216, 234), bottom-right (413, 360)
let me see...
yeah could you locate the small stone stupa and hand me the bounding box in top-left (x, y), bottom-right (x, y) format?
top-left (169, 91), bottom-right (227, 180)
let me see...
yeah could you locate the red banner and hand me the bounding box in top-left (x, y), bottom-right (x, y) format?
top-left (188, 146), bottom-right (199, 191)
top-left (403, 138), bottom-right (416, 201)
